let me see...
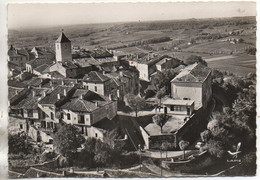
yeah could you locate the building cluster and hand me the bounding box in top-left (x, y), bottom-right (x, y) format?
top-left (140, 62), bottom-right (212, 149)
top-left (8, 30), bottom-right (212, 152)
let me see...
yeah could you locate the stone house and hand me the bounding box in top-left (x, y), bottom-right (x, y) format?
top-left (170, 63), bottom-right (212, 110)
top-left (8, 45), bottom-right (30, 69)
top-left (59, 89), bottom-right (117, 139)
top-left (128, 54), bottom-right (179, 82)
top-left (82, 71), bottom-right (112, 96)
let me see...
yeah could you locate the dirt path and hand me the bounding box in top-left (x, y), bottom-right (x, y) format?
top-left (204, 55), bottom-right (235, 62)
top-left (143, 160), bottom-right (181, 177)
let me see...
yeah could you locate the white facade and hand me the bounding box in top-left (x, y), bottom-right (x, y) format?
top-left (171, 83), bottom-right (203, 110)
top-left (55, 41), bottom-right (72, 62)
top-left (83, 82), bottom-right (105, 96)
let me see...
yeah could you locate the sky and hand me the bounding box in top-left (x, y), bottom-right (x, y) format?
top-left (7, 1), bottom-right (257, 29)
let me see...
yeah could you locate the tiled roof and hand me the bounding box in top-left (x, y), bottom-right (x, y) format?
top-left (26, 58), bottom-right (54, 68)
top-left (34, 64), bottom-right (51, 74)
top-left (8, 87), bottom-right (24, 100)
top-left (23, 77), bottom-right (49, 87)
top-left (46, 71), bottom-right (65, 79)
top-left (41, 79), bottom-right (77, 88)
top-left (90, 48), bottom-right (113, 58)
top-left (56, 32), bottom-right (71, 43)
top-left (60, 61), bottom-right (78, 69)
top-left (83, 71), bottom-right (110, 83)
top-left (61, 89), bottom-right (110, 112)
top-left (73, 57), bottom-right (97, 67)
top-left (171, 63), bottom-right (211, 83)
top-left (8, 80), bottom-right (27, 88)
top-left (13, 88), bottom-right (49, 109)
top-left (39, 85), bottom-right (74, 105)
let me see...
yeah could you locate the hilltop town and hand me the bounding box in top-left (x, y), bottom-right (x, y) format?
top-left (8, 17), bottom-right (256, 178)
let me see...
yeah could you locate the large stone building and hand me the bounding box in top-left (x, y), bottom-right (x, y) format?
top-left (170, 63), bottom-right (212, 110)
top-left (128, 54), bottom-right (180, 81)
top-left (55, 32), bottom-right (72, 62)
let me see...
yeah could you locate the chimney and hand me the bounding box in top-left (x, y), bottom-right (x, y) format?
top-left (32, 91), bottom-right (35, 97)
top-left (15, 90), bottom-right (19, 95)
top-left (51, 86), bottom-right (55, 91)
top-left (109, 94), bottom-right (112, 100)
top-left (57, 93), bottom-right (61, 100)
top-left (119, 71), bottom-right (123, 77)
top-left (80, 94), bottom-right (84, 99)
top-left (95, 101), bottom-right (98, 107)
top-left (64, 89), bottom-right (67, 96)
top-left (61, 80), bottom-right (64, 85)
top-left (43, 91), bottom-right (46, 97)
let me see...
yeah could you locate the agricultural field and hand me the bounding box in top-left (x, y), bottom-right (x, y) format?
top-left (8, 16), bottom-right (256, 76)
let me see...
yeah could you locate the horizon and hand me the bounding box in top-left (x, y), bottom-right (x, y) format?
top-left (8, 2), bottom-right (256, 30)
top-left (8, 15), bottom-right (256, 31)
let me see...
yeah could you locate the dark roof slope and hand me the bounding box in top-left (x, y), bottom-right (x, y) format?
top-left (34, 64), bottom-right (50, 74)
top-left (39, 85), bottom-right (74, 105)
top-left (171, 63), bottom-right (211, 83)
top-left (56, 32), bottom-right (71, 43)
top-left (83, 71), bottom-right (110, 83)
top-left (61, 89), bottom-right (110, 112)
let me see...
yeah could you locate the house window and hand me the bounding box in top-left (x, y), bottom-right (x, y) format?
top-left (47, 122), bottom-right (51, 129)
top-left (20, 124), bottom-right (23, 129)
top-left (86, 86), bottom-right (88, 90)
top-left (94, 86), bottom-right (97, 92)
top-left (170, 105), bottom-right (174, 111)
top-left (95, 133), bottom-right (98, 137)
top-left (81, 126), bottom-right (84, 134)
top-left (28, 110), bottom-right (33, 117)
top-left (42, 112), bottom-right (46, 119)
top-left (61, 113), bottom-right (64, 119)
top-left (78, 115), bottom-right (85, 124)
top-left (51, 112), bottom-right (54, 120)
top-left (67, 113), bottom-right (71, 120)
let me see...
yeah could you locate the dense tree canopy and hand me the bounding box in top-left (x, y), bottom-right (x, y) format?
top-left (201, 71), bottom-right (256, 158)
top-left (8, 133), bottom-right (33, 154)
top-left (52, 124), bottom-right (85, 161)
top-left (183, 55), bottom-right (207, 66)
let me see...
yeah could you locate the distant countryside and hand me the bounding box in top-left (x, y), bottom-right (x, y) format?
top-left (9, 16), bottom-right (256, 76)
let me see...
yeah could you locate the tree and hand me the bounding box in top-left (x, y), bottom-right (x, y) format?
top-left (152, 114), bottom-right (170, 133)
top-left (184, 55), bottom-right (207, 66)
top-left (179, 140), bottom-right (189, 159)
top-left (161, 142), bottom-right (171, 160)
top-left (8, 133), bottom-right (33, 154)
top-left (200, 130), bottom-right (211, 142)
top-left (52, 124), bottom-right (85, 163)
top-left (201, 139), bottom-right (225, 158)
top-left (156, 87), bottom-right (167, 110)
top-left (125, 94), bottom-right (147, 118)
